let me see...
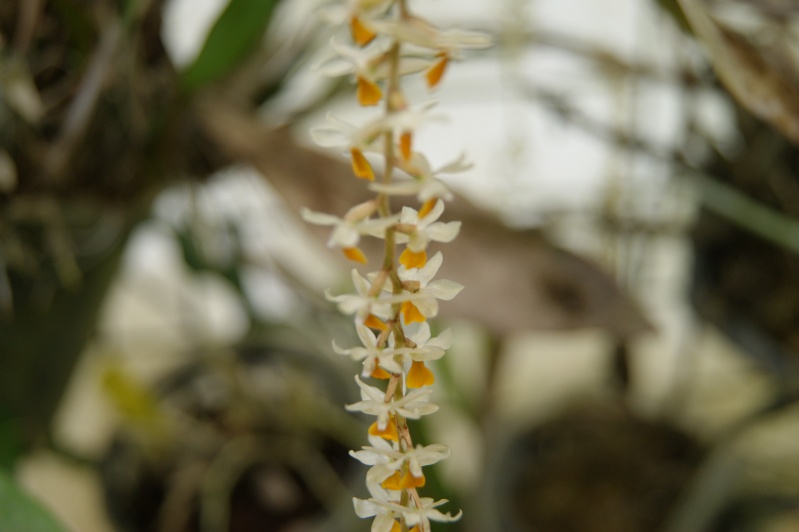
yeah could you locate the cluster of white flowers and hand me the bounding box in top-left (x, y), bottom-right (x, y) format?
top-left (303, 1), bottom-right (488, 530)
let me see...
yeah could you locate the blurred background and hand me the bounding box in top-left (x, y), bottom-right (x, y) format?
top-left (3, 0), bottom-right (799, 530)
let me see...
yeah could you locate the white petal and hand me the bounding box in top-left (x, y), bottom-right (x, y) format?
top-left (365, 464), bottom-right (398, 484)
top-left (344, 199), bottom-right (379, 221)
top-left (407, 233), bottom-right (428, 253)
top-left (310, 126), bottom-right (349, 148)
top-left (340, 297), bottom-right (368, 315)
top-left (419, 180), bottom-right (453, 202)
top-left (436, 154), bottom-right (473, 174)
top-left (356, 322), bottom-right (378, 348)
top-left (400, 205), bottom-right (418, 224)
top-left (419, 199), bottom-right (444, 225)
top-left (376, 356), bottom-right (403, 374)
top-left (410, 322), bottom-right (432, 344)
top-left (351, 269), bottom-right (372, 296)
top-left (417, 251), bottom-right (443, 284)
top-left (365, 479), bottom-right (392, 503)
top-left (438, 28), bottom-right (492, 50)
top-left (318, 5), bottom-right (347, 25)
top-left (408, 153), bottom-right (433, 177)
top-left (400, 403), bottom-right (439, 419)
top-left (331, 339), bottom-right (355, 357)
top-left (331, 224), bottom-right (360, 247)
top-left (354, 375), bottom-right (385, 402)
top-left (372, 513), bottom-right (397, 532)
top-left (428, 328), bottom-right (453, 350)
top-left (426, 221), bottom-right (460, 242)
top-left (409, 348), bottom-right (445, 362)
top-left (376, 56), bottom-right (430, 77)
top-left (300, 208), bottom-right (340, 225)
top-left (369, 180), bottom-right (423, 196)
top-left (427, 508), bottom-right (463, 523)
top-left (315, 56), bottom-right (356, 77)
top-left (353, 497), bottom-right (380, 518)
top-left (412, 296), bottom-right (438, 318)
top-left (427, 279), bottom-right (464, 300)
top-left (350, 449), bottom-right (385, 466)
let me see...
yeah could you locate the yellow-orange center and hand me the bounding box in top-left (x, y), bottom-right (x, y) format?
top-left (401, 300), bottom-right (426, 324)
top-left (350, 16), bottom-right (376, 46)
top-left (400, 131), bottom-right (413, 161)
top-left (381, 469), bottom-right (426, 490)
top-left (364, 314), bottom-right (388, 331)
top-left (350, 148), bottom-right (375, 181)
top-left (400, 248), bottom-right (427, 269)
top-left (418, 198), bottom-right (438, 218)
top-left (400, 471), bottom-right (426, 489)
top-left (343, 246), bottom-right (367, 264)
top-left (426, 54), bottom-right (449, 89)
top-left (370, 362), bottom-right (391, 380)
top-left (407, 360), bottom-right (435, 388)
top-left (368, 420), bottom-right (399, 442)
top-left (381, 470), bottom-right (402, 490)
top-left (357, 76), bottom-right (383, 106)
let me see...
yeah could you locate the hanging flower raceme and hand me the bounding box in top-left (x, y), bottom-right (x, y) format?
top-left (304, 1), bottom-right (488, 530)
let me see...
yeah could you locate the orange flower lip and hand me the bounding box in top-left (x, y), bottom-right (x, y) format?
top-left (426, 54), bottom-right (449, 88)
top-left (407, 360), bottom-right (435, 388)
top-left (350, 148), bottom-right (375, 181)
top-left (357, 76), bottom-right (383, 106)
top-left (350, 16), bottom-right (376, 46)
top-left (343, 246), bottom-right (368, 264)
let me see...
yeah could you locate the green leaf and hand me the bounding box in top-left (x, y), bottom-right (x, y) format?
top-left (0, 471), bottom-right (69, 532)
top-left (181, 0), bottom-right (281, 91)
top-left (0, 416), bottom-right (25, 469)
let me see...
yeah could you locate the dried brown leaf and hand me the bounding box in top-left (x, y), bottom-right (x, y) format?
top-left (678, 0), bottom-right (799, 144)
top-left (198, 98), bottom-right (652, 339)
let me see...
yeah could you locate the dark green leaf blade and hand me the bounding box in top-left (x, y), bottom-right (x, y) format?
top-left (181, 0), bottom-right (280, 91)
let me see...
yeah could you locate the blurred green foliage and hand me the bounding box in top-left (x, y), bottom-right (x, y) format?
top-left (0, 471), bottom-right (68, 532)
top-left (182, 0), bottom-right (281, 90)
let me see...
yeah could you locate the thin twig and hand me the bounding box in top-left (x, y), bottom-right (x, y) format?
top-left (45, 20), bottom-right (123, 181)
top-left (521, 83), bottom-right (799, 256)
